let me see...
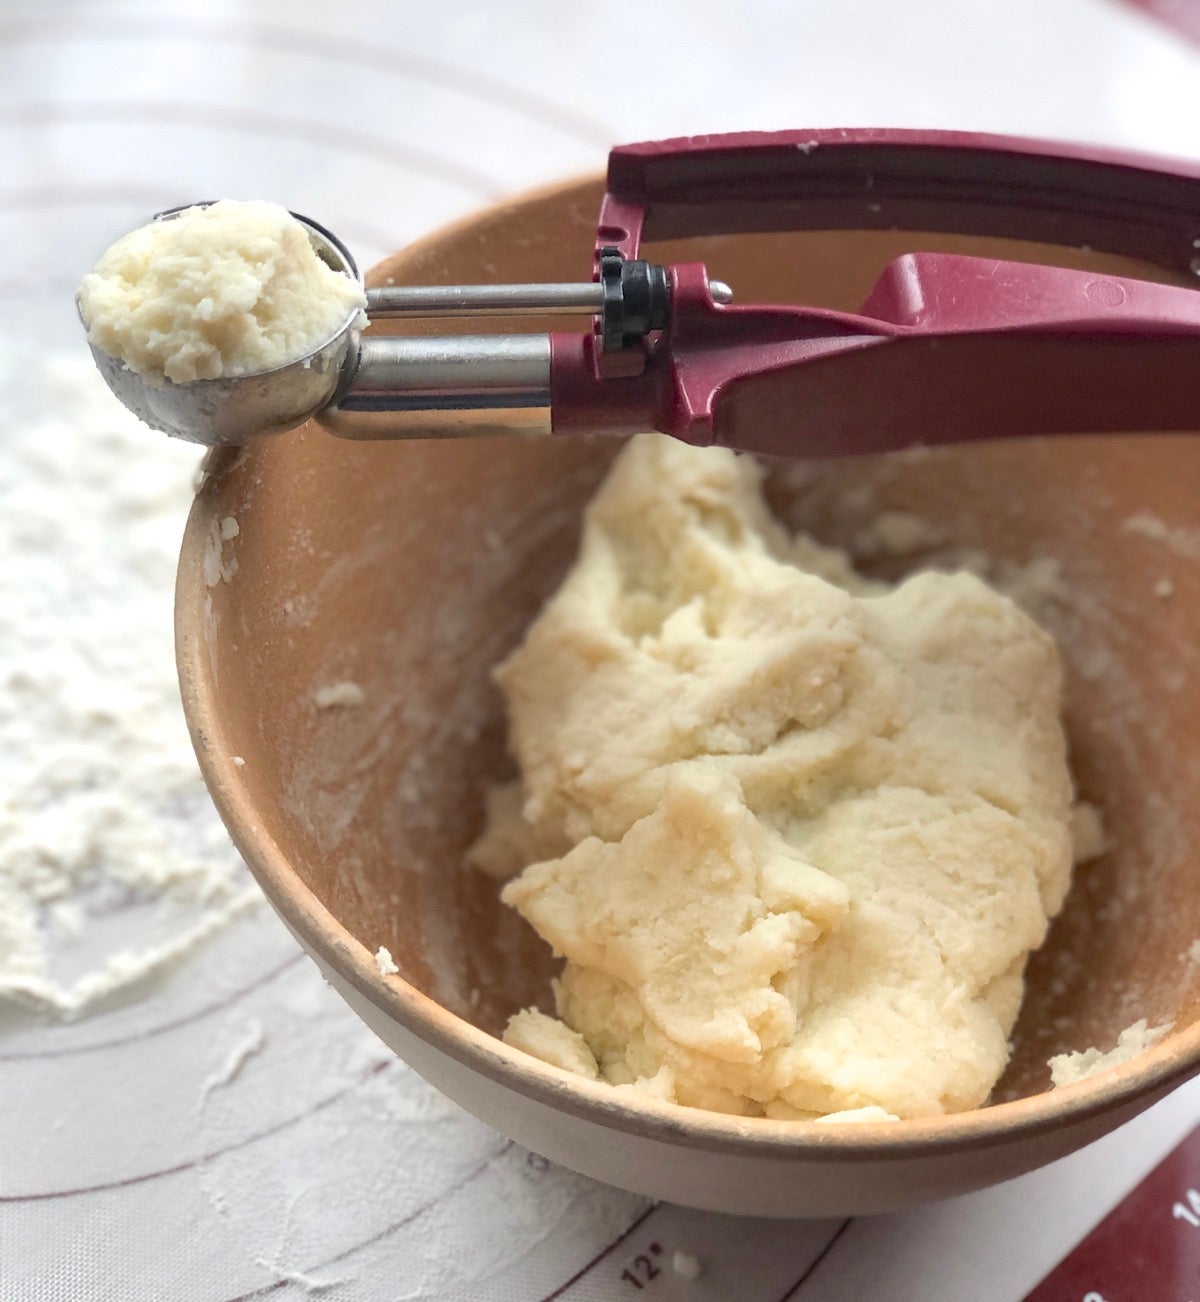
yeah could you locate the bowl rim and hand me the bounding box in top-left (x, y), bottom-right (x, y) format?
top-left (176, 171), bottom-right (1200, 1162)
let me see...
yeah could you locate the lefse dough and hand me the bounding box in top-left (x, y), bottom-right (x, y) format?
top-left (77, 200), bottom-right (366, 386)
top-left (471, 434), bottom-right (1075, 1120)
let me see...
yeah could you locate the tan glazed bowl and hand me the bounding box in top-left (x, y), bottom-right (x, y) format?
top-left (177, 175), bottom-right (1200, 1217)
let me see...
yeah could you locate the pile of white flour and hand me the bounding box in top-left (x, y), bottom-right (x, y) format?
top-left (0, 351), bottom-right (254, 1017)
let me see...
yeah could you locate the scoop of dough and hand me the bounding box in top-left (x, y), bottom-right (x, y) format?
top-left (77, 200), bottom-right (366, 386)
top-left (475, 433), bottom-right (1075, 1120)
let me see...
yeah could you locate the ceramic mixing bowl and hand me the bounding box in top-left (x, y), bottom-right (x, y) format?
top-left (176, 175), bottom-right (1200, 1217)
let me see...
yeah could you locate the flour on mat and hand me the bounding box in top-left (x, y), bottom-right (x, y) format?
top-left (198, 1018), bottom-right (267, 1109)
top-left (253, 1258), bottom-right (345, 1296)
top-left (0, 352), bottom-right (254, 1018)
top-left (375, 945), bottom-right (399, 977)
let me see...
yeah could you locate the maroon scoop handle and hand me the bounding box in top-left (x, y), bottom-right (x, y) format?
top-left (550, 130), bottom-right (1200, 453)
top-left (598, 129), bottom-right (1200, 275)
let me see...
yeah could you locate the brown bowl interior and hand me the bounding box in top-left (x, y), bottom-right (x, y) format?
top-left (188, 178), bottom-right (1200, 1113)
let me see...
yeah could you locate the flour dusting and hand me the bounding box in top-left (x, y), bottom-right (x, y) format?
top-left (198, 1018), bottom-right (267, 1109)
top-left (253, 1258), bottom-right (345, 1295)
top-left (0, 353), bottom-right (254, 1018)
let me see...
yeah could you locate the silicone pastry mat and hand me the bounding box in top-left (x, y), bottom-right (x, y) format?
top-left (3, 1), bottom-right (1200, 1297)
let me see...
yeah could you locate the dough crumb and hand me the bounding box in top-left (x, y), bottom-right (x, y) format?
top-left (480, 434), bottom-right (1075, 1121)
top-left (1070, 801), bottom-right (1109, 864)
top-left (203, 518), bottom-right (239, 587)
top-left (220, 515), bottom-right (240, 541)
top-left (374, 946), bottom-right (399, 977)
top-left (673, 1251), bottom-right (702, 1281)
top-left (1049, 1018), bottom-right (1171, 1088)
top-left (232, 755), bottom-right (246, 768)
top-left (869, 509), bottom-right (943, 555)
top-left (1154, 577), bottom-right (1175, 599)
top-left (612, 1066), bottom-right (677, 1103)
top-left (314, 680), bottom-right (366, 709)
top-left (1121, 512), bottom-right (1200, 563)
top-left (504, 1008), bottom-right (599, 1080)
top-left (77, 199), bottom-right (366, 386)
top-left (814, 1106), bottom-right (901, 1124)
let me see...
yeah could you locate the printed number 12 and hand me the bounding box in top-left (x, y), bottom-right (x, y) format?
top-left (622, 1252), bottom-right (662, 1289)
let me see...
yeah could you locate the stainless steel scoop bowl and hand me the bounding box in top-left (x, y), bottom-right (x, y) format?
top-left (79, 205), bottom-right (364, 447)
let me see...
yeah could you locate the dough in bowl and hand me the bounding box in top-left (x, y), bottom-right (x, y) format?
top-left (472, 433), bottom-right (1076, 1120)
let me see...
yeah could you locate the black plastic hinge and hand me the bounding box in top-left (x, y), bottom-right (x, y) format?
top-left (598, 247), bottom-right (671, 351)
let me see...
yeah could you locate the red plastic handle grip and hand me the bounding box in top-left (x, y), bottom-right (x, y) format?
top-left (598, 129), bottom-right (1200, 276)
top-left (559, 130), bottom-right (1200, 454)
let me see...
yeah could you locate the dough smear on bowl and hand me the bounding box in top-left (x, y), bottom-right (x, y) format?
top-left (471, 433), bottom-right (1077, 1121)
top-left (77, 199), bottom-right (366, 386)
